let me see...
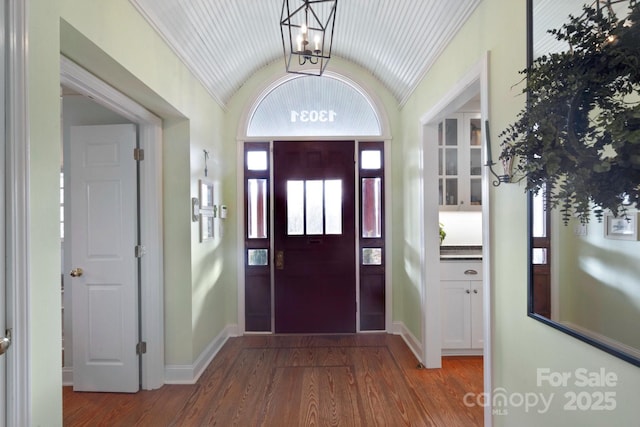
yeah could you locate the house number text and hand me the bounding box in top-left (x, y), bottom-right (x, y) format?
top-left (290, 110), bottom-right (337, 123)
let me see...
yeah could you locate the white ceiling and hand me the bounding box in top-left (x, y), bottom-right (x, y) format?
top-left (129, 0), bottom-right (482, 108)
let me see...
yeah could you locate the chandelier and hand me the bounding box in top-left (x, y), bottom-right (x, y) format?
top-left (280, 0), bottom-right (337, 76)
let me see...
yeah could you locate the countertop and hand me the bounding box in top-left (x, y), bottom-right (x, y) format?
top-left (440, 245), bottom-right (482, 260)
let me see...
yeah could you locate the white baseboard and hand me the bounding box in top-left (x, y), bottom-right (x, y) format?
top-left (391, 321), bottom-right (424, 364)
top-left (62, 324), bottom-right (241, 387)
top-left (442, 348), bottom-right (483, 356)
top-left (62, 367), bottom-right (73, 386)
top-left (164, 323), bottom-right (239, 384)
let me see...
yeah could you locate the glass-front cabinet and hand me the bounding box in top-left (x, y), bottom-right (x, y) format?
top-left (438, 113), bottom-right (482, 210)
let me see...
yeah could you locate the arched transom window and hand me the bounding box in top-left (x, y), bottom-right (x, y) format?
top-left (247, 75), bottom-right (382, 137)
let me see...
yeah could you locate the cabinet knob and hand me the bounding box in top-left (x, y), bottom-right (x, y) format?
top-left (466, 289), bottom-right (471, 294)
top-left (473, 289), bottom-right (478, 294)
top-left (464, 269), bottom-right (478, 275)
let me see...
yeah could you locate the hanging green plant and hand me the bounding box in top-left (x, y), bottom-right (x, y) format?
top-left (500, 1), bottom-right (640, 223)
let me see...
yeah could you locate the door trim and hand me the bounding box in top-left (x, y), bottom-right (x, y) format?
top-left (5, 0), bottom-right (30, 424)
top-left (419, 52), bottom-right (492, 427)
top-left (60, 56), bottom-right (165, 390)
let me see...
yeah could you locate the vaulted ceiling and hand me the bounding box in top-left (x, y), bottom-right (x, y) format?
top-left (129, 0), bottom-right (482, 108)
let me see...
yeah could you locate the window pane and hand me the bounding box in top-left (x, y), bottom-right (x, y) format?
top-left (247, 151), bottom-right (268, 171)
top-left (445, 118), bottom-right (458, 146)
top-left (247, 76), bottom-right (381, 137)
top-left (532, 188), bottom-right (547, 238)
top-left (438, 148), bottom-right (443, 175)
top-left (445, 178), bottom-right (458, 205)
top-left (306, 180), bottom-right (324, 235)
top-left (247, 179), bottom-right (268, 239)
top-left (445, 148), bottom-right (457, 175)
top-left (470, 149), bottom-right (482, 176)
top-left (362, 177), bottom-right (381, 238)
top-left (362, 248), bottom-right (382, 265)
top-left (325, 180), bottom-right (343, 235)
top-left (533, 248), bottom-right (547, 264)
top-left (287, 180), bottom-right (304, 235)
top-left (470, 179), bottom-right (482, 206)
top-left (248, 249), bottom-right (268, 266)
top-left (438, 179), bottom-right (443, 205)
top-left (361, 150), bottom-right (381, 170)
top-left (470, 118), bottom-right (482, 146)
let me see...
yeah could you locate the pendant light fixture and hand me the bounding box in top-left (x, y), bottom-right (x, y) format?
top-left (280, 0), bottom-right (337, 76)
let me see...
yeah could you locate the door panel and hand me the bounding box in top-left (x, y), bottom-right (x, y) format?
top-left (70, 124), bottom-right (139, 392)
top-left (273, 141), bottom-right (356, 333)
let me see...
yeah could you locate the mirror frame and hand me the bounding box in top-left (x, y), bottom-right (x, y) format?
top-left (526, 0), bottom-right (640, 368)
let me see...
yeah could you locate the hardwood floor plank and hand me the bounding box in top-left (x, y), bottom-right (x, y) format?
top-left (64, 334), bottom-right (484, 427)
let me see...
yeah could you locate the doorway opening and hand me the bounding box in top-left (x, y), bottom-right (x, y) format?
top-left (420, 53), bottom-right (492, 426)
top-left (239, 73), bottom-right (391, 334)
top-left (60, 57), bottom-right (165, 391)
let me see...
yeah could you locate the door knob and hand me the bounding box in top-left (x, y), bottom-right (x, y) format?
top-left (70, 267), bottom-right (84, 277)
top-left (0, 329), bottom-right (12, 356)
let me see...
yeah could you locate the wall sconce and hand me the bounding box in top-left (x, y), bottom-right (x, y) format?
top-left (484, 120), bottom-right (512, 186)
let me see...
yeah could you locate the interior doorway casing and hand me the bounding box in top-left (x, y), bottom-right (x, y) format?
top-left (60, 56), bottom-right (165, 390)
top-left (5, 0), bottom-right (29, 424)
top-left (419, 52), bottom-right (492, 426)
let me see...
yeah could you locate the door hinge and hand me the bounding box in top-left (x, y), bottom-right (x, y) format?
top-left (134, 148), bottom-right (144, 161)
top-left (136, 341), bottom-right (147, 355)
top-left (135, 245), bottom-right (146, 258)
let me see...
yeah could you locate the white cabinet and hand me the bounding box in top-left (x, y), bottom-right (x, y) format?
top-left (438, 113), bottom-right (482, 210)
top-left (441, 261), bottom-right (483, 354)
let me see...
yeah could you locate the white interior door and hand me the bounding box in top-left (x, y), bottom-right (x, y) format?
top-left (70, 124), bottom-right (139, 392)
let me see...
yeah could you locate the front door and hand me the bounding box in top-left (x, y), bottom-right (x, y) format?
top-left (69, 124), bottom-right (139, 392)
top-left (273, 141), bottom-right (356, 333)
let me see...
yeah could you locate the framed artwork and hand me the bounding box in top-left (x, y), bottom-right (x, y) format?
top-left (198, 179), bottom-right (216, 242)
top-left (199, 213), bottom-right (214, 242)
top-left (199, 179), bottom-right (214, 209)
top-left (604, 212), bottom-right (639, 241)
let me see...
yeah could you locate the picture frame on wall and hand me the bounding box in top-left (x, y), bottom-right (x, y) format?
top-left (199, 179), bottom-right (214, 209)
top-left (199, 213), bottom-right (215, 242)
top-left (198, 179), bottom-right (216, 242)
top-left (604, 212), bottom-right (639, 241)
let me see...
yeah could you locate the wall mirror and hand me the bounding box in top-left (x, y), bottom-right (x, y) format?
top-left (528, 0), bottom-right (640, 367)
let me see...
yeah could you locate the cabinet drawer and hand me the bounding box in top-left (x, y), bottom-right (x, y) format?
top-left (440, 261), bottom-right (483, 281)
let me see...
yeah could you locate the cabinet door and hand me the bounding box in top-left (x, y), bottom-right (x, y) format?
top-left (470, 281), bottom-right (484, 349)
top-left (441, 280), bottom-right (471, 349)
top-left (438, 113), bottom-right (482, 210)
top-left (438, 116), bottom-right (460, 207)
top-left (466, 114), bottom-right (482, 207)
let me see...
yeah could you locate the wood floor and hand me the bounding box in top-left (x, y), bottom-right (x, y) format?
top-left (63, 334), bottom-right (483, 426)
